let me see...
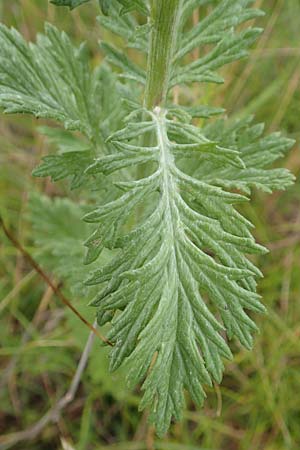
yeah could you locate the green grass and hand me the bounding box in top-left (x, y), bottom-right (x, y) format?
top-left (0, 1), bottom-right (300, 449)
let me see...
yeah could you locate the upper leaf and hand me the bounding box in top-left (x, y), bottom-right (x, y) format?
top-left (98, 0), bottom-right (264, 94)
top-left (172, 0), bottom-right (264, 87)
top-left (50, 0), bottom-right (149, 15)
top-left (117, 0), bottom-right (149, 16)
top-left (50, 0), bottom-right (90, 9)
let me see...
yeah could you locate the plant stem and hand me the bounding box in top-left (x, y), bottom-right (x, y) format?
top-left (144, 0), bottom-right (181, 109)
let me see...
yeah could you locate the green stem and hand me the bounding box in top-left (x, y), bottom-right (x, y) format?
top-left (144, 0), bottom-right (181, 109)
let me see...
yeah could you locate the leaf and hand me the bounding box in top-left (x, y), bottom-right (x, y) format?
top-left (96, 0), bottom-right (264, 92)
top-left (32, 127), bottom-right (94, 189)
top-left (0, 23), bottom-right (108, 142)
top-left (50, 0), bottom-right (91, 9)
top-left (51, 0), bottom-right (149, 15)
top-left (0, 20), bottom-right (132, 185)
top-left (83, 108), bottom-right (271, 435)
top-left (117, 0), bottom-right (149, 16)
top-left (96, 1), bottom-right (150, 83)
top-left (98, 0), bottom-right (111, 15)
top-left (100, 42), bottom-right (146, 84)
top-left (176, 0), bottom-right (264, 62)
top-left (182, 105), bottom-right (225, 119)
top-left (1, 0), bottom-right (295, 438)
top-left (98, 12), bottom-right (148, 52)
top-left (192, 117), bottom-right (296, 194)
top-left (172, 27), bottom-right (262, 87)
top-left (33, 151), bottom-right (94, 189)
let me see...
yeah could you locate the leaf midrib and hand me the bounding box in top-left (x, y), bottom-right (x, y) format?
top-left (153, 107), bottom-right (181, 411)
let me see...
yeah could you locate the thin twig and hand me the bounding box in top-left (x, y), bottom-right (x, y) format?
top-left (0, 215), bottom-right (112, 347)
top-left (0, 320), bottom-right (97, 450)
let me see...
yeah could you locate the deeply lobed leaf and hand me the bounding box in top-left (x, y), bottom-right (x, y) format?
top-left (82, 106), bottom-right (291, 434)
top-left (194, 117), bottom-right (295, 194)
top-left (0, 23), bottom-right (110, 144)
top-left (98, 0), bottom-right (264, 93)
top-left (1, 0), bottom-right (296, 437)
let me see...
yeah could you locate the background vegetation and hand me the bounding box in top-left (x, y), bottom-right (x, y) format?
top-left (0, 0), bottom-right (299, 449)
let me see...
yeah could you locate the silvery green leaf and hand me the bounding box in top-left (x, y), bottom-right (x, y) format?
top-left (0, 24), bottom-right (99, 140)
top-left (100, 42), bottom-right (146, 84)
top-left (83, 107), bottom-right (273, 435)
top-left (117, 0), bottom-right (149, 16)
top-left (98, 0), bottom-right (111, 15)
top-left (193, 117), bottom-right (296, 194)
top-left (1, 0), bottom-right (295, 438)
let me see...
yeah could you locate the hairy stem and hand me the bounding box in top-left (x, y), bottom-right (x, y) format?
top-left (144, 0), bottom-right (182, 109)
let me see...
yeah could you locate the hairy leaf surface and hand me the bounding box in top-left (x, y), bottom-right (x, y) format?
top-left (83, 107), bottom-right (286, 434)
top-left (50, 0), bottom-right (148, 15)
top-left (1, 0), bottom-right (295, 437)
top-left (50, 0), bottom-right (90, 9)
top-left (196, 118), bottom-right (295, 194)
top-left (0, 23), bottom-right (103, 142)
